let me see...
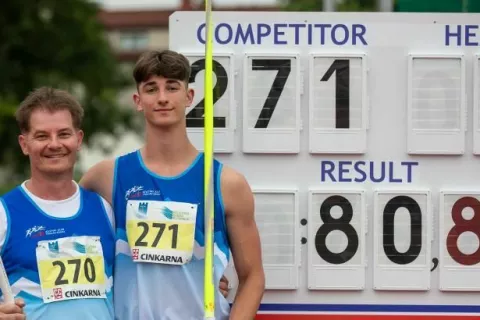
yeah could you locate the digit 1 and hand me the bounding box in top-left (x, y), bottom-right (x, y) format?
top-left (447, 197), bottom-right (480, 266)
top-left (315, 195), bottom-right (359, 264)
top-left (169, 224), bottom-right (178, 249)
top-left (383, 196), bottom-right (422, 265)
top-left (320, 59), bottom-right (350, 129)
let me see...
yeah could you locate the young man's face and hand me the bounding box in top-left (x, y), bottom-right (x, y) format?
top-left (133, 75), bottom-right (194, 129)
top-left (18, 109), bottom-right (83, 177)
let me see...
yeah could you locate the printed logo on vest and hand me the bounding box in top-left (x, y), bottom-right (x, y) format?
top-left (26, 226), bottom-right (66, 239)
top-left (125, 185), bottom-right (162, 200)
top-left (26, 225), bottom-right (46, 238)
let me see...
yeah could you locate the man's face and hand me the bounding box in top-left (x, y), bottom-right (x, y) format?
top-left (18, 109), bottom-right (84, 176)
top-left (133, 75), bottom-right (194, 128)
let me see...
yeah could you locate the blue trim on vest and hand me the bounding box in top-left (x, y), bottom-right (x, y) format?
top-left (136, 150), bottom-right (202, 180)
top-left (18, 186), bottom-right (83, 220)
top-left (112, 158), bottom-right (119, 212)
top-left (97, 194), bottom-right (115, 238)
top-left (215, 163), bottom-right (228, 246)
top-left (0, 198), bottom-right (11, 256)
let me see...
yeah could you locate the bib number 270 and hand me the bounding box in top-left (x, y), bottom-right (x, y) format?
top-left (53, 258), bottom-right (96, 285)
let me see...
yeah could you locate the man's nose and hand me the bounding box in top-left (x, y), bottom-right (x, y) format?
top-left (47, 136), bottom-right (62, 148)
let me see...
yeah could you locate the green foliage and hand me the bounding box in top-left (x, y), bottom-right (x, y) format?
top-left (0, 0), bottom-right (138, 185)
top-left (283, 0), bottom-right (377, 11)
top-left (337, 0), bottom-right (376, 11)
top-left (283, 0), bottom-right (323, 11)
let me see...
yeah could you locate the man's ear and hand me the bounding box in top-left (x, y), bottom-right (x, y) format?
top-left (76, 129), bottom-right (84, 151)
top-left (18, 134), bottom-right (29, 156)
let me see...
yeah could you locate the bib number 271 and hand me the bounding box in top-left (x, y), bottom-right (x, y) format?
top-left (126, 200), bottom-right (198, 266)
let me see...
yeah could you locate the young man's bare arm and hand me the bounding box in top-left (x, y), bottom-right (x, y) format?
top-left (78, 159), bottom-right (115, 205)
top-left (221, 166), bottom-right (265, 320)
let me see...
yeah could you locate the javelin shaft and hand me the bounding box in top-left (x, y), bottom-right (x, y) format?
top-left (0, 256), bottom-right (14, 303)
top-left (203, 0), bottom-right (215, 319)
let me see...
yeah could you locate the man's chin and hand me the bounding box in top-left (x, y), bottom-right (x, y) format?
top-left (40, 165), bottom-right (74, 176)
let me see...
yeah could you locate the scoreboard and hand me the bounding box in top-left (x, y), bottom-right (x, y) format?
top-left (168, 11), bottom-right (480, 319)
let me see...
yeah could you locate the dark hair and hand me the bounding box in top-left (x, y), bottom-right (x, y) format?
top-left (133, 50), bottom-right (191, 86)
top-left (15, 86), bottom-right (84, 133)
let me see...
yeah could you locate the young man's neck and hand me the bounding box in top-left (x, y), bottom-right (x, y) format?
top-left (25, 171), bottom-right (76, 201)
top-left (143, 123), bottom-right (198, 165)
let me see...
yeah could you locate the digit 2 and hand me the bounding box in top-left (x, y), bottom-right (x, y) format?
top-left (187, 59), bottom-right (228, 128)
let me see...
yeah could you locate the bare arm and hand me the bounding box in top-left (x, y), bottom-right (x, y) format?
top-left (78, 159), bottom-right (115, 205)
top-left (221, 166), bottom-right (265, 320)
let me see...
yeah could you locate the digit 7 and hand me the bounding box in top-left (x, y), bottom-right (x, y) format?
top-left (252, 59), bottom-right (291, 129)
top-left (68, 259), bottom-right (81, 283)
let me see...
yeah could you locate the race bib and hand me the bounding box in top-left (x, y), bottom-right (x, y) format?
top-left (126, 200), bottom-right (198, 265)
top-left (36, 236), bottom-right (106, 303)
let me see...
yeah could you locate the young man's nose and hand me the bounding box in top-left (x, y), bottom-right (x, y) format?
top-left (156, 88), bottom-right (169, 105)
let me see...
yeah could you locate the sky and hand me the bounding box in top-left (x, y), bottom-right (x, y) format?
top-left (96, 0), bottom-right (280, 10)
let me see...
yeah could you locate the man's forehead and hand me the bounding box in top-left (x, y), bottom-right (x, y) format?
top-left (29, 125), bottom-right (74, 134)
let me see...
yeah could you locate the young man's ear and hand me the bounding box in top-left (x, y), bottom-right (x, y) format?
top-left (133, 92), bottom-right (143, 112)
top-left (186, 86), bottom-right (194, 106)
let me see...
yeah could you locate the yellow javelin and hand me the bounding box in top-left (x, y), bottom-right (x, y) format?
top-left (203, 0), bottom-right (215, 319)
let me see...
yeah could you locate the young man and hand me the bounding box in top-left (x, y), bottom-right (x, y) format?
top-left (0, 87), bottom-right (116, 319)
top-left (80, 50), bottom-right (265, 320)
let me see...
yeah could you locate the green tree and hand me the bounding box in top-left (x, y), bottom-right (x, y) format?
top-left (283, 0), bottom-right (323, 11)
top-left (0, 0), bottom-right (138, 184)
top-left (283, 0), bottom-right (377, 11)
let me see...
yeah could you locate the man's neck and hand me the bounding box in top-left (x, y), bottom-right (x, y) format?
top-left (25, 173), bottom-right (76, 201)
top-left (142, 123), bottom-right (199, 175)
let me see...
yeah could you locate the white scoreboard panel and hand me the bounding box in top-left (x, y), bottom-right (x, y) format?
top-left (169, 12), bottom-right (480, 317)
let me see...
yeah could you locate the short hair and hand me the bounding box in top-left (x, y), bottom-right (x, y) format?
top-left (133, 50), bottom-right (191, 86)
top-left (15, 87), bottom-right (84, 133)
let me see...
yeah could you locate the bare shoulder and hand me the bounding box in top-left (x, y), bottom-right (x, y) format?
top-left (79, 159), bottom-right (116, 204)
top-left (220, 165), bottom-right (254, 217)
